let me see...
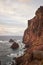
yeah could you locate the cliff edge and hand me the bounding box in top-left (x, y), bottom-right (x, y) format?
top-left (23, 6), bottom-right (43, 51)
top-left (15, 6), bottom-right (43, 65)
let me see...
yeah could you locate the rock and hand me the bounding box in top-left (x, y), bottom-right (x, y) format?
top-left (15, 56), bottom-right (23, 65)
top-left (11, 42), bottom-right (19, 49)
top-left (0, 61), bottom-right (1, 65)
top-left (11, 60), bottom-right (16, 65)
top-left (33, 51), bottom-right (43, 60)
top-left (9, 39), bottom-right (14, 43)
top-left (15, 6), bottom-right (43, 65)
top-left (15, 52), bottom-right (33, 65)
top-left (23, 6), bottom-right (43, 50)
top-left (28, 60), bottom-right (41, 65)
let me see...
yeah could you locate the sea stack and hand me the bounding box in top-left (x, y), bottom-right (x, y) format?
top-left (11, 41), bottom-right (19, 49)
top-left (9, 39), bottom-right (14, 43)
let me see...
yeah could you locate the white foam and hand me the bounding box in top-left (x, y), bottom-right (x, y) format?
top-left (7, 53), bottom-right (17, 57)
top-left (7, 51), bottom-right (24, 58)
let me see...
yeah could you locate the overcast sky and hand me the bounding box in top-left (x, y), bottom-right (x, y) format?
top-left (0, 0), bottom-right (43, 36)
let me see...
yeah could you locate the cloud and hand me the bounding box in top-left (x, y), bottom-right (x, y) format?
top-left (0, 0), bottom-right (43, 35)
top-left (0, 0), bottom-right (34, 19)
top-left (0, 24), bottom-right (25, 35)
top-left (0, 0), bottom-right (34, 35)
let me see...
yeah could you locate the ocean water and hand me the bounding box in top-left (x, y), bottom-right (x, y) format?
top-left (0, 36), bottom-right (25, 65)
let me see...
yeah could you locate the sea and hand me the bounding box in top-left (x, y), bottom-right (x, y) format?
top-left (0, 36), bottom-right (25, 65)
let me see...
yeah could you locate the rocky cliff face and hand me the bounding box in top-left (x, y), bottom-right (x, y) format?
top-left (23, 6), bottom-right (43, 51)
top-left (15, 6), bottom-right (43, 65)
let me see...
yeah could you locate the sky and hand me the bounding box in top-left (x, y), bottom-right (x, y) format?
top-left (0, 0), bottom-right (43, 36)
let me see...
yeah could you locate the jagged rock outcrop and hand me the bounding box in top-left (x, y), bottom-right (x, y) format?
top-left (11, 42), bottom-right (19, 49)
top-left (23, 6), bottom-right (43, 51)
top-left (15, 6), bottom-right (43, 65)
top-left (9, 39), bottom-right (14, 43)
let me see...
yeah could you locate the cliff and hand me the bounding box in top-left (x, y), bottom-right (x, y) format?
top-left (23, 6), bottom-right (43, 51)
top-left (15, 6), bottom-right (43, 65)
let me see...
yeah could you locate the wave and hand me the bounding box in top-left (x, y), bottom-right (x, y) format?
top-left (7, 51), bottom-right (24, 58)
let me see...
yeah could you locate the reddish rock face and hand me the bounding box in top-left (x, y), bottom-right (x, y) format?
top-left (15, 6), bottom-right (43, 65)
top-left (23, 6), bottom-right (43, 51)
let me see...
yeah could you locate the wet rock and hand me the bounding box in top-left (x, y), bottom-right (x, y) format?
top-left (11, 60), bottom-right (16, 65)
top-left (11, 42), bottom-right (19, 49)
top-left (9, 39), bottom-right (14, 43)
top-left (0, 61), bottom-right (1, 65)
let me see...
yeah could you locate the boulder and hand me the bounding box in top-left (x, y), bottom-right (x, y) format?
top-left (11, 42), bottom-right (19, 49)
top-left (9, 39), bottom-right (14, 43)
